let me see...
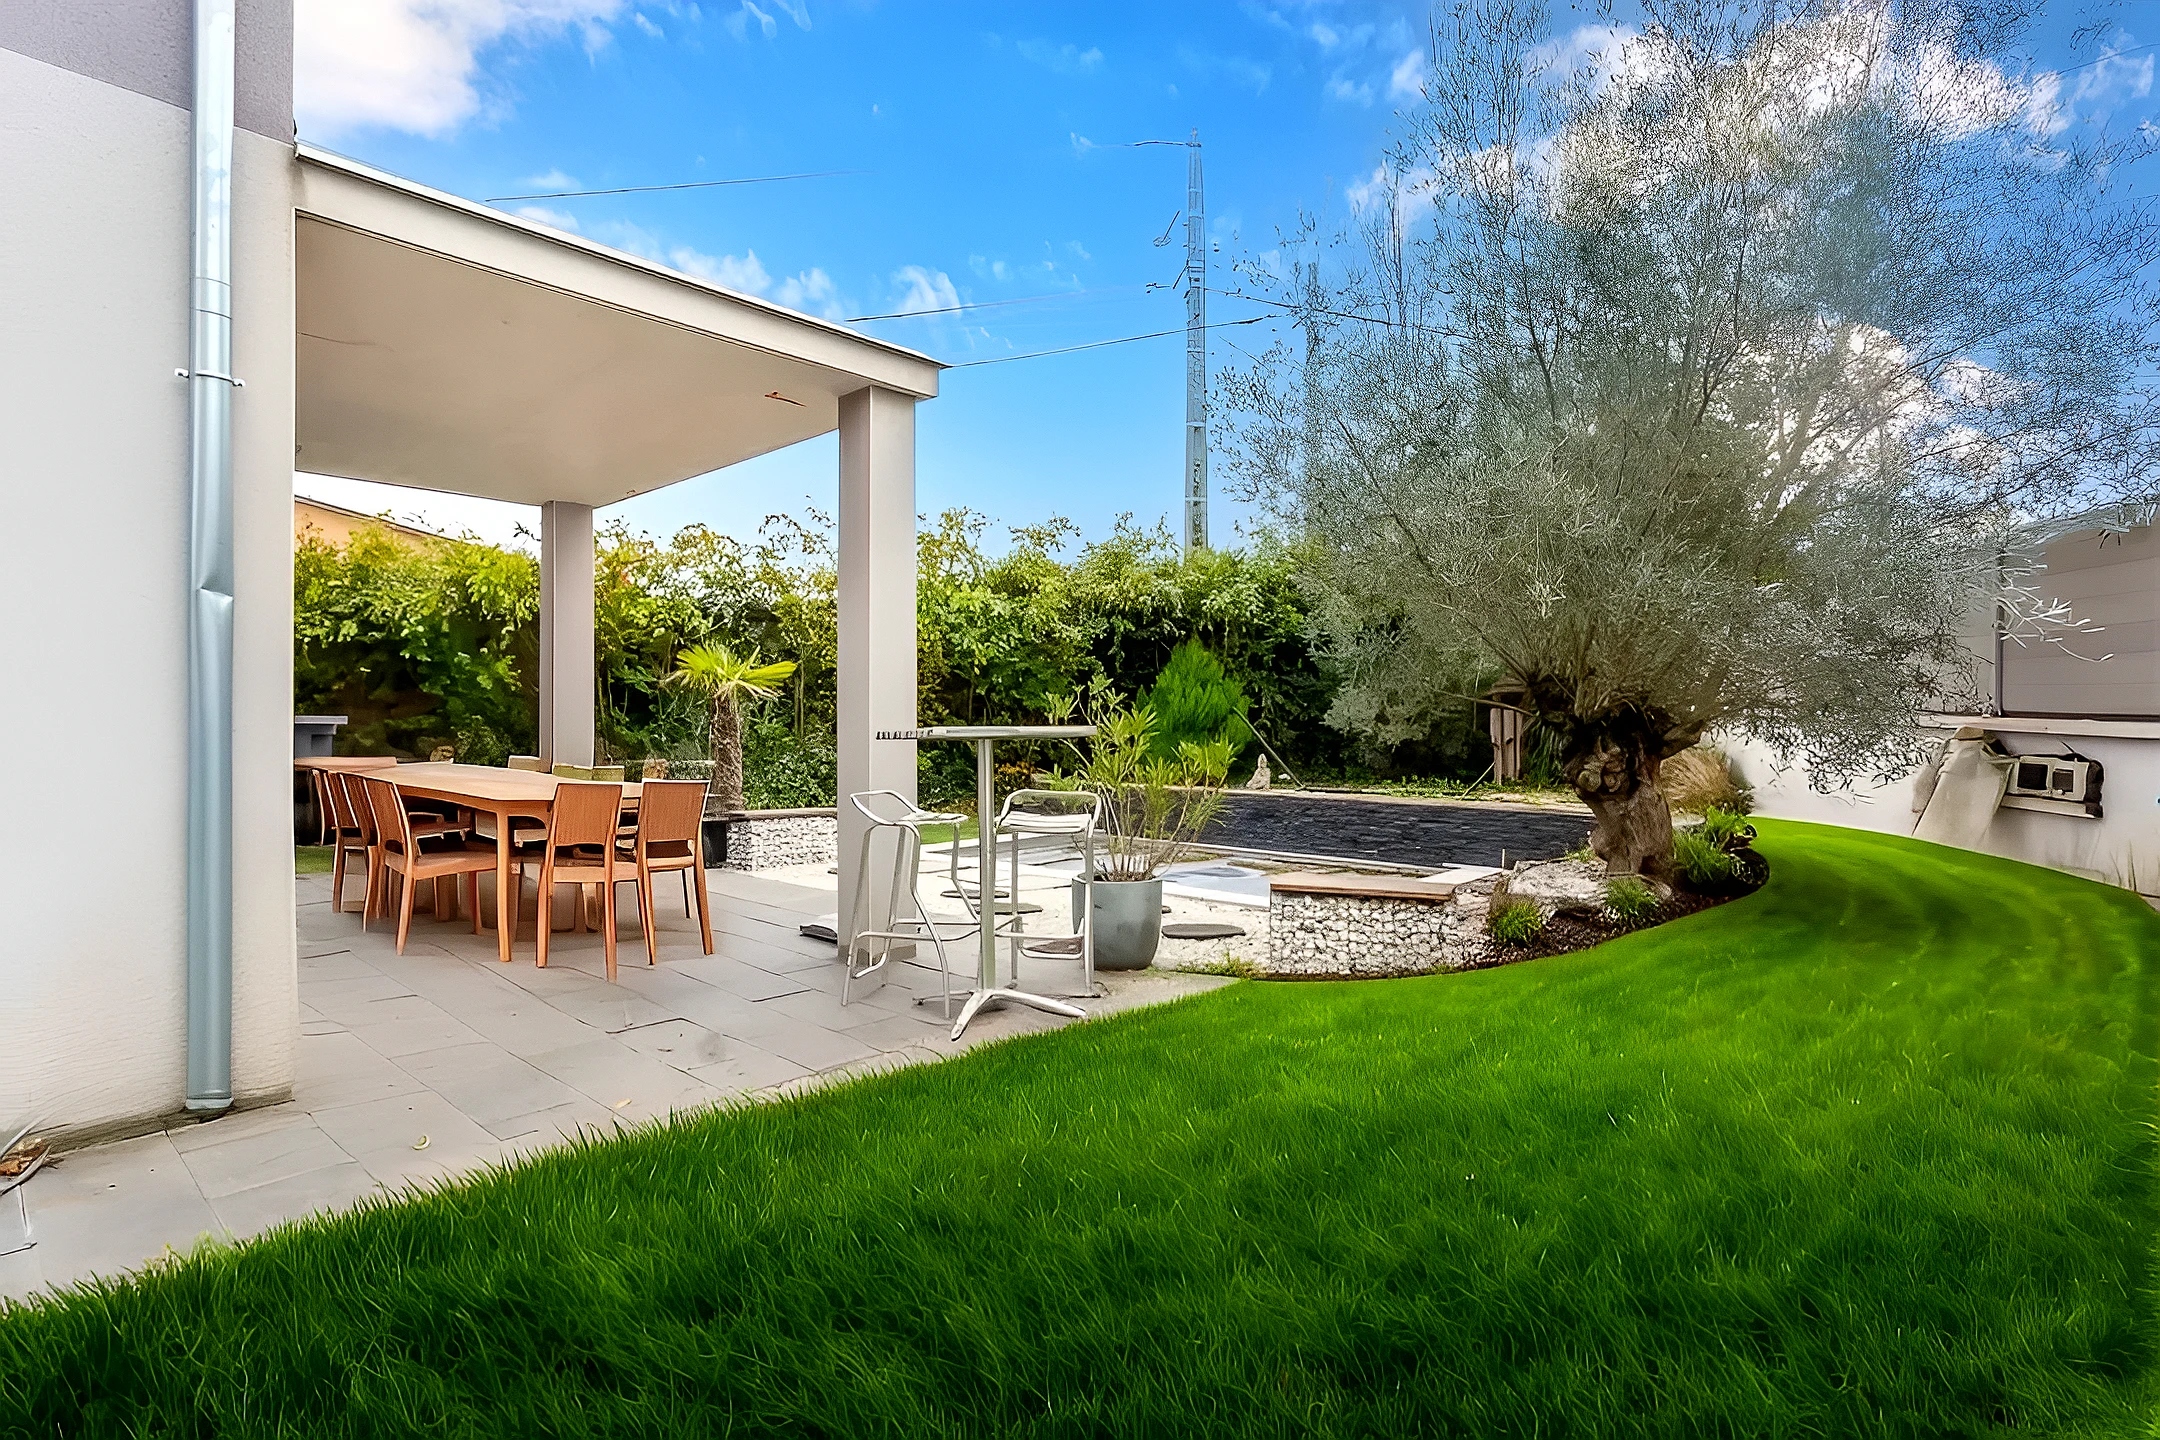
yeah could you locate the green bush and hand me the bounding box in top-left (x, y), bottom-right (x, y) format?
top-left (1139, 638), bottom-right (1252, 760)
top-left (1673, 830), bottom-right (1737, 887)
top-left (740, 717), bottom-right (837, 810)
top-left (1487, 896), bottom-right (1545, 946)
top-left (1604, 876), bottom-right (1660, 926)
top-left (1699, 806), bottom-right (1755, 850)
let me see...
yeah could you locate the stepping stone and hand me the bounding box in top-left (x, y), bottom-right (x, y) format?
top-left (1161, 922), bottom-right (1248, 940)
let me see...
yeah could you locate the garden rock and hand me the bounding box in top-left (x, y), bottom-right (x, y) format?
top-left (1497, 859), bottom-right (1611, 918)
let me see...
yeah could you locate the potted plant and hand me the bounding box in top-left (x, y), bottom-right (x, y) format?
top-left (1043, 688), bottom-right (1232, 969)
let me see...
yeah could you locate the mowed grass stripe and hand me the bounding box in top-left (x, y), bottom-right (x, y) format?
top-left (5, 820), bottom-right (2158, 1436)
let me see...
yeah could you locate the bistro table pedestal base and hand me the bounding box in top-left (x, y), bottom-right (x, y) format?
top-left (939, 986), bottom-right (1087, 1040)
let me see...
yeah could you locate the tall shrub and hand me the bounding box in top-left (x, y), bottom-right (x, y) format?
top-left (1139, 639), bottom-right (1252, 761)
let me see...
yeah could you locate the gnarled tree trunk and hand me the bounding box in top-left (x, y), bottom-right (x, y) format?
top-left (1566, 732), bottom-right (1676, 879)
top-left (709, 692), bottom-right (746, 815)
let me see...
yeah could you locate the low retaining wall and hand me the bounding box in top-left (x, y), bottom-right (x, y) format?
top-left (1260, 870), bottom-right (1500, 977)
top-left (721, 808), bottom-right (838, 872)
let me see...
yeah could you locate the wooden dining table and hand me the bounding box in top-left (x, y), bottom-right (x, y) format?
top-left (386, 763), bottom-right (644, 964)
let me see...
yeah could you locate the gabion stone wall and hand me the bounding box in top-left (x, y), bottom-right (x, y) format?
top-left (1262, 886), bottom-right (1495, 978)
top-left (723, 810), bottom-right (838, 872)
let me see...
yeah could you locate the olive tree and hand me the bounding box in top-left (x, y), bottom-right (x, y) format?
top-left (1226, 0), bottom-right (2160, 875)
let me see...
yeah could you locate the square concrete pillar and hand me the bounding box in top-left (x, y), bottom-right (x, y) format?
top-left (836, 386), bottom-right (918, 942)
top-left (538, 499), bottom-right (595, 769)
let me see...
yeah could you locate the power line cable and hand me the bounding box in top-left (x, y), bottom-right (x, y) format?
top-left (483, 170), bottom-right (865, 202)
top-left (845, 287), bottom-right (1139, 323)
top-left (945, 311), bottom-right (1287, 369)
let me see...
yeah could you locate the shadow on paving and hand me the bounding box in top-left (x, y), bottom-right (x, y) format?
top-left (1207, 792), bottom-right (1593, 868)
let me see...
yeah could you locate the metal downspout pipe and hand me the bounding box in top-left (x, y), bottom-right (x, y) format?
top-left (185, 0), bottom-right (237, 1113)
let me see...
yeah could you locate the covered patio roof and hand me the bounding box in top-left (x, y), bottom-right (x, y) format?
top-left (291, 145), bottom-right (940, 935)
top-left (293, 145), bottom-right (940, 508)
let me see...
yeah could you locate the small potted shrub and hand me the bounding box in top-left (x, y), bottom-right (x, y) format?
top-left (1043, 689), bottom-right (1231, 970)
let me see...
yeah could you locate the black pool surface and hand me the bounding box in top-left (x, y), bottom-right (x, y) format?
top-left (1205, 792), bottom-right (1594, 870)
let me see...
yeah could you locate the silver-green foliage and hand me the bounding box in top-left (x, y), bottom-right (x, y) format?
top-left (1226, 0), bottom-right (2160, 799)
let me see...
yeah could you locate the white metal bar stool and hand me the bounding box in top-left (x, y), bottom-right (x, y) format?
top-left (842, 790), bottom-right (979, 1018)
top-left (992, 788), bottom-right (1104, 1000)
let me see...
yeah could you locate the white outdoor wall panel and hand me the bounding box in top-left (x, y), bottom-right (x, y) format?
top-left (1730, 729), bottom-right (2160, 894)
top-left (229, 128), bottom-right (298, 1107)
top-left (2003, 527), bottom-right (2160, 717)
top-left (0, 49), bottom-right (191, 1133)
top-left (0, 48), bottom-right (296, 1137)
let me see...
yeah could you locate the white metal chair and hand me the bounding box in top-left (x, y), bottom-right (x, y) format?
top-left (992, 788), bottom-right (1102, 1000)
top-left (842, 790), bottom-right (979, 1018)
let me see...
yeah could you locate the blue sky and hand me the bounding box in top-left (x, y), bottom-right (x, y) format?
top-left (292, 0), bottom-right (2156, 553)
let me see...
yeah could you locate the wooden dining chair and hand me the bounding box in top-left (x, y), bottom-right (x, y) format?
top-left (321, 771), bottom-right (373, 915)
top-left (356, 776), bottom-right (499, 954)
top-left (521, 782), bottom-right (627, 980)
top-left (614, 779), bottom-right (714, 962)
top-left (338, 770), bottom-right (469, 921)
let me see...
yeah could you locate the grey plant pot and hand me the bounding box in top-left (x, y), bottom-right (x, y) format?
top-left (1072, 876), bottom-right (1163, 971)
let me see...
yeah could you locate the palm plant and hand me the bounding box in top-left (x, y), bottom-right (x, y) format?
top-left (665, 643), bottom-right (796, 815)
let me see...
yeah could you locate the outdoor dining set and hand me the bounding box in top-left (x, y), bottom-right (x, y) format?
top-left (298, 723), bottom-right (1107, 1040)
top-left (300, 757), bottom-right (713, 982)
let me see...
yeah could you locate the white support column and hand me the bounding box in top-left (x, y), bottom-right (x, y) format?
top-left (538, 500), bottom-right (595, 769)
top-left (836, 386), bottom-right (918, 944)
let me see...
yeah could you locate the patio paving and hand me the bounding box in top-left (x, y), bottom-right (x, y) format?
top-left (1, 858), bottom-right (1228, 1305)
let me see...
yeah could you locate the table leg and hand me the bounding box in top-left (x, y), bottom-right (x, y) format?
top-left (977, 737), bottom-right (997, 993)
top-left (495, 810), bottom-right (514, 964)
top-left (943, 735), bottom-right (1091, 1041)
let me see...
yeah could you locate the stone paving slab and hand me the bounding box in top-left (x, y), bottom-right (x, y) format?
top-left (3, 862), bottom-right (1229, 1307)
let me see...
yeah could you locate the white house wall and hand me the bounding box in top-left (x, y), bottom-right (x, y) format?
top-left (0, 36), bottom-right (296, 1141)
top-left (1728, 729), bottom-right (2160, 895)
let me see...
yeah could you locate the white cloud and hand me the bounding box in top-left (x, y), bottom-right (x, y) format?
top-left (724, 0), bottom-right (775, 39)
top-left (768, 0), bottom-right (811, 27)
top-left (1070, 132), bottom-right (1100, 155)
top-left (968, 254), bottom-right (1013, 283)
top-left (521, 167), bottom-right (580, 191)
top-left (513, 204), bottom-right (581, 231)
top-left (670, 245), bottom-right (774, 294)
top-left (1065, 240), bottom-right (1092, 262)
top-left (892, 265), bottom-right (963, 317)
top-left (632, 11), bottom-right (662, 37)
top-left (1325, 75), bottom-right (1373, 106)
top-left (1309, 22), bottom-right (1339, 49)
top-left (775, 267), bottom-right (846, 320)
top-left (295, 0), bottom-right (625, 139)
top-left (1389, 49), bottom-right (1423, 100)
top-left (1017, 39), bottom-right (1104, 76)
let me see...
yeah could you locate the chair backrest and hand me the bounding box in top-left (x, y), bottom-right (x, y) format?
top-left (846, 790), bottom-right (931, 933)
top-left (357, 776), bottom-right (411, 855)
top-left (632, 780), bottom-right (707, 859)
top-left (326, 771), bottom-right (370, 844)
top-left (547, 782), bottom-right (624, 851)
top-left (999, 788), bottom-right (1101, 828)
top-left (507, 755), bottom-right (546, 772)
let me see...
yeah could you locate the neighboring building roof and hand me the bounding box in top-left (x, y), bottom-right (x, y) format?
top-left (294, 496), bottom-right (444, 549)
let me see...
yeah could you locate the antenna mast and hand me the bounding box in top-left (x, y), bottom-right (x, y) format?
top-left (1183, 130), bottom-right (1208, 553)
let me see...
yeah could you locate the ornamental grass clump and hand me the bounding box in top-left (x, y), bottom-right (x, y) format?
top-left (1603, 876), bottom-right (1659, 928)
top-left (1673, 831), bottom-right (1737, 889)
top-left (1487, 895), bottom-right (1544, 947)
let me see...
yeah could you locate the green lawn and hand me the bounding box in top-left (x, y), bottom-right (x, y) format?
top-left (7, 821), bottom-right (2159, 1436)
top-left (295, 845), bottom-right (335, 875)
